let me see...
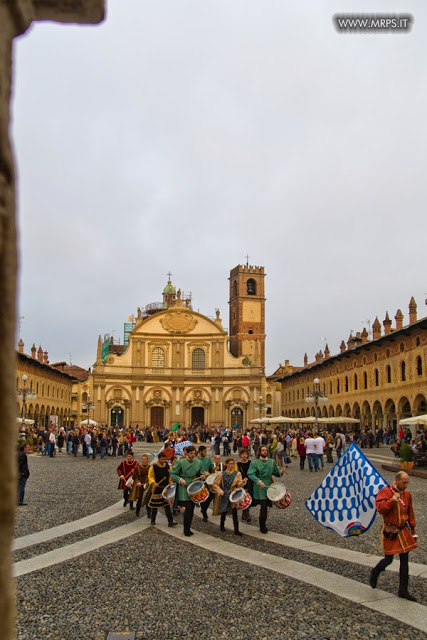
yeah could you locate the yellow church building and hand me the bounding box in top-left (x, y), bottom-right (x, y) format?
top-left (89, 264), bottom-right (269, 429)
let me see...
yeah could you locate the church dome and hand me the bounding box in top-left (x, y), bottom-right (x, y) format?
top-left (163, 280), bottom-right (175, 294)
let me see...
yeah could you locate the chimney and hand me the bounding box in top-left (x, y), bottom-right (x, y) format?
top-left (383, 311), bottom-right (392, 335)
top-left (31, 344), bottom-right (36, 358)
top-left (340, 340), bottom-right (346, 353)
top-left (409, 297), bottom-right (417, 324)
top-left (395, 309), bottom-right (404, 330)
top-left (37, 346), bottom-right (43, 362)
top-left (285, 359), bottom-right (289, 367)
top-left (43, 351), bottom-right (49, 364)
top-left (361, 327), bottom-right (368, 344)
top-left (324, 344), bottom-right (330, 358)
top-left (304, 353), bottom-right (308, 366)
top-left (347, 333), bottom-right (355, 350)
top-left (372, 317), bottom-right (381, 340)
top-left (18, 339), bottom-right (24, 353)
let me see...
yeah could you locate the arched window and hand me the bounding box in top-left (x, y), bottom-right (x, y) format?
top-left (192, 348), bottom-right (205, 369)
top-left (266, 393), bottom-right (272, 404)
top-left (375, 369), bottom-right (379, 386)
top-left (152, 347), bottom-right (165, 368)
top-left (401, 361), bottom-right (406, 381)
top-left (417, 356), bottom-right (423, 376)
top-left (400, 342), bottom-right (405, 353)
top-left (364, 372), bottom-right (368, 389)
top-left (233, 280), bottom-right (238, 297)
top-left (329, 381), bottom-right (332, 394)
top-left (386, 366), bottom-right (391, 383)
top-left (247, 279), bottom-right (256, 295)
top-left (337, 379), bottom-right (340, 393)
top-left (345, 376), bottom-right (349, 392)
top-left (354, 374), bottom-right (358, 390)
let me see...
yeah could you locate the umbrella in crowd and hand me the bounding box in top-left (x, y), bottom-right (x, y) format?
top-left (174, 440), bottom-right (193, 456)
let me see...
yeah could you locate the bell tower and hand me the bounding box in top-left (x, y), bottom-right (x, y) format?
top-left (228, 264), bottom-right (266, 368)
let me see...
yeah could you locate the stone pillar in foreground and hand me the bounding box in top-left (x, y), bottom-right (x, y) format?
top-left (0, 2), bottom-right (104, 638)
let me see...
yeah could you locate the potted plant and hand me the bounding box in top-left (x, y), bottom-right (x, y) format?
top-left (399, 442), bottom-right (414, 470)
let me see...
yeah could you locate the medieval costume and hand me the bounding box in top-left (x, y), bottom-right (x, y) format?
top-left (148, 459), bottom-right (176, 527)
top-left (248, 457), bottom-right (282, 533)
top-left (198, 453), bottom-right (215, 522)
top-left (211, 469), bottom-right (244, 535)
top-left (370, 482), bottom-right (418, 600)
top-left (171, 455), bottom-right (203, 536)
top-left (129, 461), bottom-right (151, 517)
top-left (117, 457), bottom-right (138, 509)
top-left (237, 459), bottom-right (252, 522)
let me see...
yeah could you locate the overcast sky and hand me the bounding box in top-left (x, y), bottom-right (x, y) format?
top-left (12, 0), bottom-right (427, 375)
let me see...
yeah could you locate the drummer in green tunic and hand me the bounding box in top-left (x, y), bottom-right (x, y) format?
top-left (171, 445), bottom-right (204, 536)
top-left (248, 445), bottom-right (285, 534)
top-left (198, 445), bottom-right (215, 523)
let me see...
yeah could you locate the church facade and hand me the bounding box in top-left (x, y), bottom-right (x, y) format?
top-left (88, 265), bottom-right (268, 428)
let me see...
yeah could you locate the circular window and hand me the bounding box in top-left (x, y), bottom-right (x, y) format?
top-left (400, 342), bottom-right (405, 353)
top-left (248, 330), bottom-right (253, 335)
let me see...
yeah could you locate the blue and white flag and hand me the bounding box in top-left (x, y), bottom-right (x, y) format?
top-left (305, 443), bottom-right (388, 538)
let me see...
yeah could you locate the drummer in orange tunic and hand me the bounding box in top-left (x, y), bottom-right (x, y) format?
top-left (370, 471), bottom-right (418, 601)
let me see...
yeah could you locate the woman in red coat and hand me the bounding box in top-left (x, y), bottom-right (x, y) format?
top-left (370, 471), bottom-right (418, 601)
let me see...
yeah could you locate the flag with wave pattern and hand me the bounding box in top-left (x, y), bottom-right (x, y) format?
top-left (305, 442), bottom-right (388, 537)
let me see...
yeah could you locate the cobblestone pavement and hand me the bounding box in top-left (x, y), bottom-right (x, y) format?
top-left (15, 445), bottom-right (427, 640)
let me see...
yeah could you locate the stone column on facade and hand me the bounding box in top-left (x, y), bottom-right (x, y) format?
top-left (217, 387), bottom-right (224, 426)
top-left (371, 413), bottom-right (376, 430)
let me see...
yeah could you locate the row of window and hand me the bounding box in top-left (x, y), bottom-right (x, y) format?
top-left (16, 378), bottom-right (71, 401)
top-left (285, 357), bottom-right (423, 402)
top-left (151, 347), bottom-right (206, 369)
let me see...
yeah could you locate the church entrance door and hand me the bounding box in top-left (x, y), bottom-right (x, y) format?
top-left (151, 406), bottom-right (164, 427)
top-left (111, 406), bottom-right (124, 427)
top-left (191, 406), bottom-right (204, 425)
top-left (231, 407), bottom-right (244, 427)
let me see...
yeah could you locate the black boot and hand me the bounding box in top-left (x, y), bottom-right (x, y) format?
top-left (151, 510), bottom-right (157, 526)
top-left (129, 501), bottom-right (134, 511)
top-left (165, 505), bottom-right (177, 528)
top-left (233, 510), bottom-right (242, 536)
top-left (135, 508), bottom-right (140, 518)
top-left (220, 513), bottom-right (226, 532)
top-left (398, 562), bottom-right (417, 601)
top-left (259, 517), bottom-right (268, 534)
top-left (146, 507), bottom-right (152, 518)
top-left (369, 567), bottom-right (380, 589)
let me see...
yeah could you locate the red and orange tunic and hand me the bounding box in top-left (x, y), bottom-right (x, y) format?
top-left (376, 486), bottom-right (417, 556)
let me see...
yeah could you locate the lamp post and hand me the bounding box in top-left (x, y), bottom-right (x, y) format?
top-left (255, 394), bottom-right (267, 422)
top-left (82, 395), bottom-right (95, 429)
top-left (305, 377), bottom-right (328, 433)
top-left (17, 374), bottom-right (37, 431)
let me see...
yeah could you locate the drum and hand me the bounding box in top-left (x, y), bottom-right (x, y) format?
top-left (230, 488), bottom-right (252, 510)
top-left (206, 473), bottom-right (220, 489)
top-left (266, 483), bottom-right (292, 509)
top-left (162, 484), bottom-right (176, 504)
top-left (187, 480), bottom-right (209, 504)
